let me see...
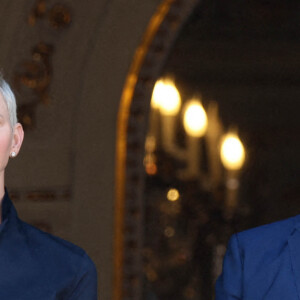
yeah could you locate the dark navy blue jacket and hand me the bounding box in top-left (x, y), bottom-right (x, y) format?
top-left (0, 188), bottom-right (98, 299)
top-left (215, 214), bottom-right (300, 299)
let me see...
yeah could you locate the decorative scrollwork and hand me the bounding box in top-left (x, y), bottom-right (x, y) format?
top-left (14, 0), bottom-right (72, 130)
top-left (48, 4), bottom-right (71, 29)
top-left (28, 0), bottom-right (71, 29)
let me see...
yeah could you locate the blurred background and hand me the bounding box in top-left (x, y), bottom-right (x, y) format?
top-left (0, 0), bottom-right (299, 300)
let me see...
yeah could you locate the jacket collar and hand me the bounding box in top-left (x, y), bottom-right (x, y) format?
top-left (0, 187), bottom-right (18, 229)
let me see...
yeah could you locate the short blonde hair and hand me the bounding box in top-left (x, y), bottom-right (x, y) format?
top-left (0, 74), bottom-right (17, 129)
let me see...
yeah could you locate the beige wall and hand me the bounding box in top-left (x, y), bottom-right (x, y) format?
top-left (0, 1), bottom-right (161, 299)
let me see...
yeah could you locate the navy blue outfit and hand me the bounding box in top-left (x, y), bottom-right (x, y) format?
top-left (215, 215), bottom-right (300, 299)
top-left (0, 188), bottom-right (98, 299)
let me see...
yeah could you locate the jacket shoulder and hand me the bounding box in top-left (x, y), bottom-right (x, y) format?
top-left (235, 215), bottom-right (297, 272)
top-left (21, 220), bottom-right (84, 255)
top-left (237, 215), bottom-right (297, 247)
top-left (19, 219), bottom-right (96, 276)
top-left (216, 216), bottom-right (299, 298)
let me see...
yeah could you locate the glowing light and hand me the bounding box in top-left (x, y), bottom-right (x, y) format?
top-left (144, 153), bottom-right (157, 175)
top-left (220, 133), bottom-right (245, 170)
top-left (151, 79), bottom-right (164, 109)
top-left (145, 163), bottom-right (157, 175)
top-left (164, 226), bottom-right (175, 237)
top-left (145, 135), bottom-right (156, 152)
top-left (183, 100), bottom-right (208, 137)
top-left (151, 78), bottom-right (181, 116)
top-left (167, 188), bottom-right (180, 201)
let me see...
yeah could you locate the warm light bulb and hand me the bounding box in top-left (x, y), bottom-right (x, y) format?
top-left (183, 100), bottom-right (208, 137)
top-left (151, 78), bottom-right (181, 116)
top-left (151, 79), bottom-right (164, 109)
top-left (220, 133), bottom-right (245, 170)
top-left (167, 188), bottom-right (180, 202)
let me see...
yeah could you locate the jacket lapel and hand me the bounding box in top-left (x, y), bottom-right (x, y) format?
top-left (288, 215), bottom-right (300, 299)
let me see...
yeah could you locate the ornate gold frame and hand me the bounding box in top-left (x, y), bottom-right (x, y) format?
top-left (114, 0), bottom-right (199, 299)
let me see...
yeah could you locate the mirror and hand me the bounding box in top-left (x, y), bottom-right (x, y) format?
top-left (142, 1), bottom-right (300, 299)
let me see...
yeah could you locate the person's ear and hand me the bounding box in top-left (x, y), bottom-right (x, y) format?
top-left (11, 123), bottom-right (24, 156)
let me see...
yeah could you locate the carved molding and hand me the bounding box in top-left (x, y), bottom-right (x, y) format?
top-left (10, 186), bottom-right (71, 202)
top-left (114, 1), bottom-right (200, 299)
top-left (13, 0), bottom-right (71, 130)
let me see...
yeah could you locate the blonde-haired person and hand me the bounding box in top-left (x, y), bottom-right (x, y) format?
top-left (0, 75), bottom-right (97, 299)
